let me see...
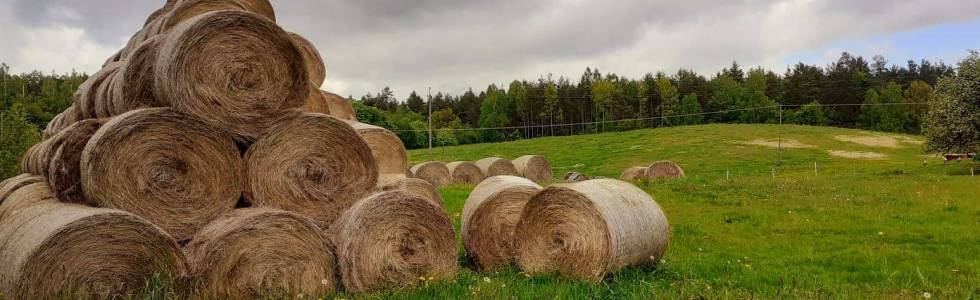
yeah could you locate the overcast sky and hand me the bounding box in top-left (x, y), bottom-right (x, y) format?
top-left (1, 0), bottom-right (979, 99)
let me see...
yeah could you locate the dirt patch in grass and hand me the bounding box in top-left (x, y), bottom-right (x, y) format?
top-left (827, 150), bottom-right (889, 160)
top-left (739, 139), bottom-right (816, 149)
top-left (834, 135), bottom-right (908, 148)
top-left (894, 136), bottom-right (925, 145)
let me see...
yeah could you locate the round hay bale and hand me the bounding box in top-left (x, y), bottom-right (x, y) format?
top-left (329, 191), bottom-right (457, 293)
top-left (42, 106), bottom-right (78, 139)
top-left (47, 119), bottom-right (105, 204)
top-left (155, 10), bottom-right (308, 141)
top-left (76, 62), bottom-right (123, 119)
top-left (185, 208), bottom-right (338, 298)
top-left (110, 35), bottom-right (163, 116)
top-left (410, 161), bottom-right (452, 188)
top-left (474, 157), bottom-right (519, 178)
top-left (290, 32), bottom-right (326, 86)
top-left (512, 155), bottom-right (553, 183)
top-left (0, 183), bottom-right (189, 299)
top-left (322, 91), bottom-right (357, 121)
top-left (80, 108), bottom-right (244, 241)
top-left (644, 160), bottom-right (685, 180)
top-left (19, 143), bottom-right (48, 176)
top-left (514, 179), bottom-right (671, 281)
top-left (349, 121), bottom-right (408, 187)
top-left (445, 161), bottom-right (484, 185)
top-left (142, 0), bottom-right (179, 27)
top-left (620, 166), bottom-right (648, 181)
top-left (461, 176), bottom-right (542, 271)
top-left (302, 86), bottom-right (332, 115)
top-left (380, 177), bottom-right (443, 209)
top-left (564, 172), bottom-right (589, 183)
top-left (0, 174), bottom-right (43, 205)
top-left (244, 113), bottom-right (378, 228)
top-left (163, 0), bottom-right (276, 32)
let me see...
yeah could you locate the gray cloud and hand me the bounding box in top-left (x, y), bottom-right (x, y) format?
top-left (2, 0), bottom-right (979, 98)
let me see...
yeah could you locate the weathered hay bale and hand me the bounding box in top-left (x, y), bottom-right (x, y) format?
top-left (47, 119), bottom-right (105, 204)
top-left (302, 87), bottom-right (332, 114)
top-left (162, 0), bottom-right (276, 32)
top-left (19, 143), bottom-right (48, 176)
top-left (564, 172), bottom-right (589, 183)
top-left (349, 121), bottom-right (408, 187)
top-left (475, 157), bottom-right (520, 177)
top-left (323, 91), bottom-right (357, 121)
top-left (109, 35), bottom-right (163, 116)
top-left (93, 64), bottom-right (123, 118)
top-left (620, 166), bottom-right (648, 181)
top-left (76, 62), bottom-right (123, 119)
top-left (644, 160), bottom-right (685, 180)
top-left (329, 191), bottom-right (457, 293)
top-left (42, 106), bottom-right (79, 139)
top-left (461, 176), bottom-right (542, 271)
top-left (244, 113), bottom-right (378, 228)
top-left (81, 108), bottom-right (244, 241)
top-left (0, 182), bottom-right (189, 299)
top-left (380, 177), bottom-right (444, 209)
top-left (514, 179), bottom-right (671, 281)
top-left (446, 161), bottom-right (484, 184)
top-left (143, 0), bottom-right (179, 27)
top-left (410, 161), bottom-right (452, 188)
top-left (512, 155), bottom-right (553, 183)
top-left (290, 32), bottom-right (326, 86)
top-left (155, 10), bottom-right (308, 141)
top-left (185, 208), bottom-right (338, 298)
top-left (0, 174), bottom-right (42, 205)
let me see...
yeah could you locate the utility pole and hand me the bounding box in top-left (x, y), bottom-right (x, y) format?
top-left (427, 87), bottom-right (433, 154)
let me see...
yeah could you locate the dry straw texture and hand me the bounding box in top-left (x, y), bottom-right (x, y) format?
top-left (76, 62), bottom-right (122, 120)
top-left (644, 160), bottom-right (685, 180)
top-left (620, 166), bottom-right (648, 181)
top-left (474, 157), bottom-right (520, 177)
top-left (46, 119), bottom-right (105, 205)
top-left (110, 35), bottom-right (163, 115)
top-left (0, 182), bottom-right (188, 299)
top-left (244, 112), bottom-right (378, 228)
top-left (461, 176), bottom-right (542, 271)
top-left (185, 208), bottom-right (338, 298)
top-left (329, 191), bottom-right (457, 293)
top-left (302, 87), bottom-right (331, 115)
top-left (446, 161), bottom-right (484, 185)
top-left (349, 121), bottom-right (409, 187)
top-left (0, 174), bottom-right (43, 205)
top-left (512, 155), bottom-right (553, 183)
top-left (380, 178), bottom-right (444, 209)
top-left (323, 91), bottom-right (357, 121)
top-left (514, 179), bottom-right (671, 281)
top-left (564, 172), bottom-right (589, 183)
top-left (155, 10), bottom-right (308, 141)
top-left (290, 32), bottom-right (326, 86)
top-left (162, 0), bottom-right (276, 32)
top-left (410, 161), bottom-right (452, 188)
top-left (80, 108), bottom-right (244, 241)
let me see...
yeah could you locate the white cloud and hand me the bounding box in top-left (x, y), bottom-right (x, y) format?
top-left (14, 26), bottom-right (118, 74)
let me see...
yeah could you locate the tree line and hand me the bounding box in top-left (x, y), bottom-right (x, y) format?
top-left (353, 52), bottom-right (960, 149)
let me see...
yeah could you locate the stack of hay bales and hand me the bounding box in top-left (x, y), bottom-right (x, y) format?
top-left (460, 177), bottom-right (672, 281)
top-left (3, 1), bottom-right (452, 297)
top-left (411, 155), bottom-right (551, 186)
top-left (620, 160), bottom-right (686, 181)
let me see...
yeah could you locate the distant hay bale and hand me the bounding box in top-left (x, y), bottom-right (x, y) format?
top-left (302, 87), bottom-right (332, 115)
top-left (244, 113), bottom-right (378, 228)
top-left (564, 172), bottom-right (589, 183)
top-left (461, 176), bottom-right (542, 271)
top-left (81, 108), bottom-right (244, 241)
top-left (290, 32), bottom-right (326, 86)
top-left (349, 121), bottom-right (409, 187)
top-left (474, 157), bottom-right (519, 177)
top-left (643, 161), bottom-right (685, 180)
top-left (620, 166), bottom-right (648, 181)
top-left (155, 10), bottom-right (308, 141)
top-left (0, 182), bottom-right (189, 299)
top-left (410, 161), bottom-right (452, 188)
top-left (380, 177), bottom-right (444, 209)
top-left (329, 191), bottom-right (457, 293)
top-left (0, 174), bottom-right (43, 205)
top-left (185, 208), bottom-right (338, 298)
top-left (514, 179), bottom-right (671, 281)
top-left (446, 161), bottom-right (484, 184)
top-left (322, 91), bottom-right (357, 121)
top-left (47, 119), bottom-right (105, 204)
top-left (512, 155), bottom-right (553, 183)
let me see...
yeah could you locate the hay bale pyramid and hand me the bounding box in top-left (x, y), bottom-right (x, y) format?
top-left (0, 1), bottom-right (454, 298)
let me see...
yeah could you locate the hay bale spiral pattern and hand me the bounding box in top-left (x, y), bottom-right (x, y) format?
top-left (410, 161), bottom-right (452, 188)
top-left (512, 155), bottom-right (553, 183)
top-left (643, 160), bottom-right (685, 180)
top-left (461, 176), bottom-right (542, 271)
top-left (474, 157), bottom-right (519, 177)
top-left (446, 161), bottom-right (484, 185)
top-left (47, 119), bottom-right (105, 204)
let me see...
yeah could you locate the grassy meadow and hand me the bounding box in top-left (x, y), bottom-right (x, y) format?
top-left (359, 123), bottom-right (979, 299)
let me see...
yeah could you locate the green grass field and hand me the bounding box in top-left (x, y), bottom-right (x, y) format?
top-left (352, 124), bottom-right (978, 299)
